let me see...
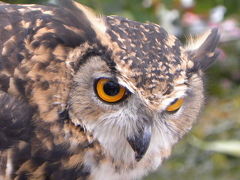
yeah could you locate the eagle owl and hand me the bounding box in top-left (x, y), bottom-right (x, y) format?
top-left (0, 0), bottom-right (219, 179)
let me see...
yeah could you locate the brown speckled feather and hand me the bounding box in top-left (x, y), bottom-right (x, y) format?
top-left (0, 2), bottom-right (102, 179)
top-left (106, 16), bottom-right (189, 109)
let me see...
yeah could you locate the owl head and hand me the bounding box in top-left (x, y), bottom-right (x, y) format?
top-left (58, 0), bottom-right (220, 172)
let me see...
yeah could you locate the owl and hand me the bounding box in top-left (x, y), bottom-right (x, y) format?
top-left (0, 0), bottom-right (219, 179)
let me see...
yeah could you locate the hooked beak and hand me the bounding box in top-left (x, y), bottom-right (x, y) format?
top-left (127, 125), bottom-right (152, 161)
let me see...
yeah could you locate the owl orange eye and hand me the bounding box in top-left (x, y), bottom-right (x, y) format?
top-left (166, 98), bottom-right (184, 112)
top-left (95, 78), bottom-right (127, 103)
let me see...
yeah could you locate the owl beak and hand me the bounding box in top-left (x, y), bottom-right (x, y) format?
top-left (127, 125), bottom-right (152, 161)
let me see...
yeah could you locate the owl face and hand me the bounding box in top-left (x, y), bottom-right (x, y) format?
top-left (64, 0), bottom-right (219, 173)
top-left (68, 52), bottom-right (203, 165)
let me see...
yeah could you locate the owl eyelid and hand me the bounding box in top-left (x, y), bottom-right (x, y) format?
top-left (93, 77), bottom-right (120, 92)
top-left (169, 98), bottom-right (178, 106)
top-left (94, 77), bottom-right (130, 92)
top-left (94, 77), bottom-right (119, 84)
top-left (169, 97), bottom-right (184, 105)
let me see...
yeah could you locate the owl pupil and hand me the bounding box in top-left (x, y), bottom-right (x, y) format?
top-left (103, 81), bottom-right (120, 96)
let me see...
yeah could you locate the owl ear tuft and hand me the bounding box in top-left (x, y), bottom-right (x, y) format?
top-left (186, 28), bottom-right (220, 71)
top-left (58, 0), bottom-right (107, 34)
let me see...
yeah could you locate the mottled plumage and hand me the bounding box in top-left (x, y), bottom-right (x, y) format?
top-left (0, 1), bottom-right (219, 180)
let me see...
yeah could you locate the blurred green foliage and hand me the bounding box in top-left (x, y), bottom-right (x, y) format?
top-left (1, 0), bottom-right (239, 179)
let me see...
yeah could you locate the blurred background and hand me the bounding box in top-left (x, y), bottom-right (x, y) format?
top-left (2, 0), bottom-right (240, 179)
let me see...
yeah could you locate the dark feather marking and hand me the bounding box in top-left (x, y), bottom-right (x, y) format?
top-left (59, 109), bottom-right (70, 121)
top-left (0, 56), bottom-right (16, 74)
top-left (49, 165), bottom-right (90, 180)
top-left (12, 143), bottom-right (31, 176)
top-left (0, 75), bottom-right (10, 92)
top-left (17, 172), bottom-right (29, 180)
top-left (40, 80), bottom-right (50, 90)
top-left (17, 53), bottom-right (25, 62)
top-left (31, 143), bottom-right (69, 167)
top-left (15, 78), bottom-right (27, 96)
top-left (31, 40), bottom-right (41, 49)
top-left (0, 92), bottom-right (34, 150)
